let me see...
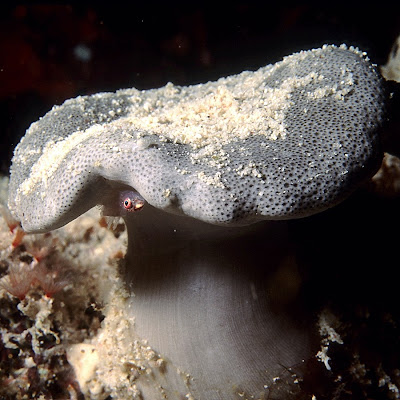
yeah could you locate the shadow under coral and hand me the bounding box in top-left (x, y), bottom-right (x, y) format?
top-left (290, 188), bottom-right (400, 399)
top-left (122, 204), bottom-right (315, 399)
top-left (120, 187), bottom-right (400, 400)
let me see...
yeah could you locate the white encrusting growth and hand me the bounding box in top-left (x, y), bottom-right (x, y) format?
top-left (17, 46), bottom-right (363, 200)
top-left (316, 311), bottom-right (344, 371)
top-left (8, 44), bottom-right (386, 232)
top-left (20, 126), bottom-right (102, 197)
top-left (381, 34), bottom-right (400, 82)
top-left (124, 58), bottom-right (356, 149)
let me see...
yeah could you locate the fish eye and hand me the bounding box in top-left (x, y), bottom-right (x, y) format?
top-left (123, 198), bottom-right (133, 209)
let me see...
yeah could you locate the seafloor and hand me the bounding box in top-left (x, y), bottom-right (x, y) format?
top-left (0, 176), bottom-right (166, 399)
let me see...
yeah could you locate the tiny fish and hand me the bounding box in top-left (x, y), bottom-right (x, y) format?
top-left (101, 189), bottom-right (145, 218)
top-left (120, 190), bottom-right (145, 213)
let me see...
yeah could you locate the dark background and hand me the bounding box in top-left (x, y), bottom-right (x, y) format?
top-left (1, 3), bottom-right (399, 174)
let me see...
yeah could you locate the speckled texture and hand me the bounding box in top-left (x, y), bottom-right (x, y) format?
top-left (8, 45), bottom-right (386, 232)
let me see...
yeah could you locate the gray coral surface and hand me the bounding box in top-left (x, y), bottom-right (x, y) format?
top-left (4, 44), bottom-right (391, 400)
top-left (8, 45), bottom-right (386, 232)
